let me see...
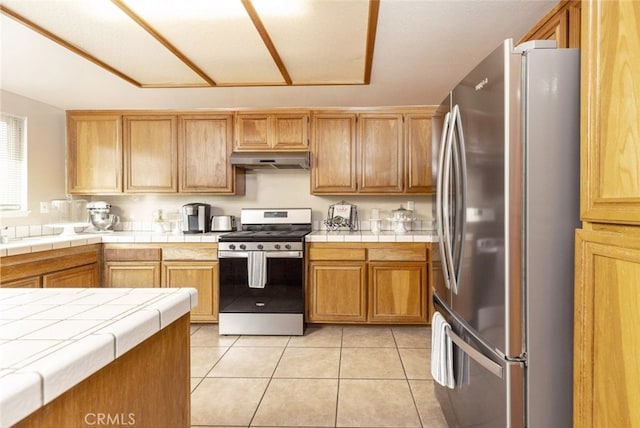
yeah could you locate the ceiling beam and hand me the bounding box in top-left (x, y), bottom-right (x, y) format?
top-left (364, 0), bottom-right (380, 85)
top-left (242, 0), bottom-right (293, 86)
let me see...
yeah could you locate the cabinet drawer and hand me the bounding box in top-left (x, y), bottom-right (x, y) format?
top-left (368, 246), bottom-right (427, 262)
top-left (162, 246), bottom-right (217, 261)
top-left (104, 248), bottom-right (161, 262)
top-left (308, 247), bottom-right (366, 261)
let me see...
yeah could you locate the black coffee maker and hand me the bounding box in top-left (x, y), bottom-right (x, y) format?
top-left (182, 203), bottom-right (212, 233)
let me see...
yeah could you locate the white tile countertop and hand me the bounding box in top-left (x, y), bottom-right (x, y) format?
top-left (0, 230), bottom-right (439, 257)
top-left (306, 230), bottom-right (439, 243)
top-left (0, 287), bottom-right (197, 428)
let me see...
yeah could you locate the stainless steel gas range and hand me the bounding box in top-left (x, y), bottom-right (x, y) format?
top-left (217, 208), bottom-right (312, 335)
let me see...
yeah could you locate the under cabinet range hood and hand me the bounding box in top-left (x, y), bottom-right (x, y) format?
top-left (230, 152), bottom-right (310, 170)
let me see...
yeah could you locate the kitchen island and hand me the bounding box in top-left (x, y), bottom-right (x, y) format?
top-left (0, 287), bottom-right (197, 428)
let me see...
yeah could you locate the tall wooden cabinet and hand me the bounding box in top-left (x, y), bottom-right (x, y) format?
top-left (123, 115), bottom-right (178, 193)
top-left (519, 0), bottom-right (581, 48)
top-left (67, 114), bottom-right (122, 194)
top-left (574, 1), bottom-right (640, 427)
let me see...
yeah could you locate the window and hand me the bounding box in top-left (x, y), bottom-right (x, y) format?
top-left (0, 113), bottom-right (27, 213)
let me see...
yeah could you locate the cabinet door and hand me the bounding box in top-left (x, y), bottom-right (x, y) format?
top-left (163, 261), bottom-right (218, 322)
top-left (405, 113), bottom-right (434, 194)
top-left (310, 113), bottom-right (357, 194)
top-left (123, 115), bottom-right (177, 193)
top-left (104, 262), bottom-right (161, 288)
top-left (519, 1), bottom-right (580, 48)
top-left (368, 262), bottom-right (427, 323)
top-left (67, 114), bottom-right (122, 194)
top-left (307, 262), bottom-right (366, 322)
top-left (574, 229), bottom-right (640, 427)
top-left (272, 113), bottom-right (309, 151)
top-left (1, 277), bottom-right (41, 288)
top-left (179, 114), bottom-right (240, 193)
top-left (581, 0), bottom-right (640, 224)
top-left (358, 114), bottom-right (403, 193)
top-left (235, 114), bottom-right (270, 151)
top-left (43, 264), bottom-right (99, 288)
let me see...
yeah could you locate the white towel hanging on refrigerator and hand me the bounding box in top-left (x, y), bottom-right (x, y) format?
top-left (247, 251), bottom-right (267, 288)
top-left (431, 311), bottom-right (455, 389)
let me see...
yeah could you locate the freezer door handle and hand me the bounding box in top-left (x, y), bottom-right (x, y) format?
top-left (451, 104), bottom-right (468, 295)
top-left (436, 111), bottom-right (452, 290)
top-left (448, 328), bottom-right (504, 379)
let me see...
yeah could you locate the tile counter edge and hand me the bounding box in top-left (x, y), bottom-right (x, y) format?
top-left (0, 287), bottom-right (197, 428)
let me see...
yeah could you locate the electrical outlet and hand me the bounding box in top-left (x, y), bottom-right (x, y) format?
top-left (40, 202), bottom-right (49, 213)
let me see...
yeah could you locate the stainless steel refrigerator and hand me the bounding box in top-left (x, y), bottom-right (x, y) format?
top-left (432, 39), bottom-right (580, 427)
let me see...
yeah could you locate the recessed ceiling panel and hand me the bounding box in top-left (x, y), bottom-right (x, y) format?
top-left (253, 0), bottom-right (371, 84)
top-left (122, 0), bottom-right (286, 85)
top-left (2, 0), bottom-right (208, 86)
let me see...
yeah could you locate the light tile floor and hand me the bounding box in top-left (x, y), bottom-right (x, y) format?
top-left (190, 324), bottom-right (448, 428)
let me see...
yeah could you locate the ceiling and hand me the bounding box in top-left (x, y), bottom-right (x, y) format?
top-left (0, 0), bottom-right (557, 111)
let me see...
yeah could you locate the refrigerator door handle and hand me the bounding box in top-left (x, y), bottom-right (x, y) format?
top-left (436, 111), bottom-right (452, 290)
top-left (442, 110), bottom-right (457, 293)
top-left (448, 328), bottom-right (504, 379)
top-left (451, 105), bottom-right (468, 295)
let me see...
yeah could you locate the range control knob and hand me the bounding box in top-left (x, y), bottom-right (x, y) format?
top-left (240, 244), bottom-right (246, 250)
top-left (274, 244), bottom-right (281, 250)
top-left (257, 244), bottom-right (264, 250)
top-left (285, 244), bottom-right (291, 250)
top-left (229, 244), bottom-right (236, 250)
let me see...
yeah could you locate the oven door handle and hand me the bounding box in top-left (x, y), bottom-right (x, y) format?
top-left (218, 251), bottom-right (303, 259)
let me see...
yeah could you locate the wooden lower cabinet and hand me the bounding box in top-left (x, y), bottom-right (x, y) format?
top-left (368, 262), bottom-right (426, 323)
top-left (0, 245), bottom-right (100, 288)
top-left (102, 244), bottom-right (218, 323)
top-left (163, 261), bottom-right (218, 322)
top-left (307, 262), bottom-right (367, 322)
top-left (306, 243), bottom-right (431, 324)
top-left (574, 229), bottom-right (640, 427)
top-left (43, 264), bottom-right (99, 288)
top-left (104, 262), bottom-right (161, 288)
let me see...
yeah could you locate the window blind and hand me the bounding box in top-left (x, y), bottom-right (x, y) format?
top-left (0, 113), bottom-right (27, 211)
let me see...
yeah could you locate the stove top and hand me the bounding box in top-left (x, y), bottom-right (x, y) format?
top-left (218, 229), bottom-right (310, 242)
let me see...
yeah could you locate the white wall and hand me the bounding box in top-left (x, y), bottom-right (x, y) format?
top-left (0, 90), bottom-right (67, 227)
top-left (97, 171), bottom-right (434, 231)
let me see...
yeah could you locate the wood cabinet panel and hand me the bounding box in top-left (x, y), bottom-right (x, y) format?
top-left (1, 277), bottom-right (41, 288)
top-left (307, 262), bottom-right (367, 323)
top-left (235, 112), bottom-right (308, 151)
top-left (0, 245), bottom-right (100, 285)
top-left (67, 114), bottom-right (122, 194)
top-left (368, 245), bottom-right (427, 262)
top-left (358, 113), bottom-right (404, 193)
top-left (574, 229), bottom-right (640, 427)
top-left (368, 263), bottom-right (427, 323)
top-left (405, 113), bottom-right (434, 193)
top-left (162, 246), bottom-right (217, 261)
top-left (104, 248), bottom-right (162, 262)
top-left (43, 264), bottom-right (99, 288)
top-left (179, 114), bottom-right (242, 194)
top-left (310, 113), bottom-right (358, 193)
top-left (581, 0), bottom-right (640, 224)
top-left (163, 261), bottom-right (218, 322)
top-left (123, 115), bottom-right (177, 193)
top-left (308, 247), bottom-right (366, 261)
top-left (104, 262), bottom-right (161, 288)
top-left (519, 0), bottom-right (581, 48)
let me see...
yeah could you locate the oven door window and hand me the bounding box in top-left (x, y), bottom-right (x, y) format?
top-left (219, 256), bottom-right (304, 313)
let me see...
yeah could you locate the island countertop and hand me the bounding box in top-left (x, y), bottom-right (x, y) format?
top-left (0, 287), bottom-right (197, 428)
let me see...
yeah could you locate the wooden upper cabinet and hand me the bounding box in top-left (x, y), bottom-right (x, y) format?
top-left (405, 113), bottom-right (434, 193)
top-left (178, 114), bottom-right (242, 194)
top-left (123, 115), bottom-right (178, 193)
top-left (581, 0), bottom-right (640, 225)
top-left (235, 111), bottom-right (309, 151)
top-left (67, 113), bottom-right (122, 194)
top-left (358, 113), bottom-right (404, 193)
top-left (310, 113), bottom-right (358, 194)
top-left (519, 0), bottom-right (581, 48)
